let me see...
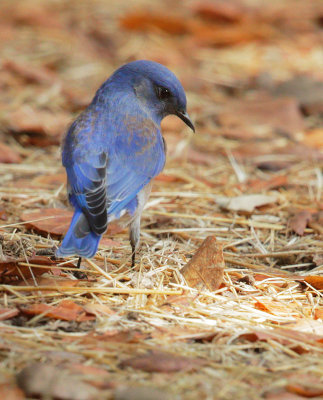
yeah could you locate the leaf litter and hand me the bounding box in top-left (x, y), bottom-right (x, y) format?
top-left (0, 0), bottom-right (322, 399)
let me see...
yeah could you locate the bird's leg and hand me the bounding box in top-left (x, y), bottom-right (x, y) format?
top-left (76, 257), bottom-right (82, 269)
top-left (73, 257), bottom-right (87, 279)
top-left (129, 216), bottom-right (140, 268)
top-left (131, 243), bottom-right (136, 268)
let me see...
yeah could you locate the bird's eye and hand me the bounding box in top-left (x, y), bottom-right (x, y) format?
top-left (157, 86), bottom-right (171, 100)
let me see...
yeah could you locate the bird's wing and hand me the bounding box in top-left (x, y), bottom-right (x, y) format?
top-left (63, 110), bottom-right (109, 236)
top-left (63, 110), bottom-right (165, 234)
top-left (105, 116), bottom-right (165, 217)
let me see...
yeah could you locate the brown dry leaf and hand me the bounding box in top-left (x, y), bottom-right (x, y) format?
top-left (155, 173), bottom-right (180, 183)
top-left (7, 106), bottom-right (71, 146)
top-left (216, 194), bottom-right (278, 212)
top-left (32, 173), bottom-right (66, 188)
top-left (254, 300), bottom-right (273, 314)
top-left (288, 210), bottom-right (313, 236)
top-left (191, 22), bottom-right (274, 46)
top-left (272, 76), bottom-right (323, 116)
top-left (218, 95), bottom-right (304, 139)
top-left (115, 386), bottom-right (171, 400)
top-left (193, 0), bottom-right (246, 23)
top-left (68, 364), bottom-right (113, 390)
top-left (80, 330), bottom-right (148, 345)
top-left (181, 236), bottom-right (224, 291)
top-left (304, 276), bottom-right (323, 290)
top-left (0, 256), bottom-right (56, 283)
top-left (248, 175), bottom-right (288, 192)
top-left (3, 59), bottom-right (58, 85)
top-left (0, 383), bottom-right (25, 400)
top-left (18, 277), bottom-right (80, 293)
top-left (99, 237), bottom-right (122, 248)
top-left (303, 129), bottom-right (323, 150)
top-left (0, 307), bottom-right (19, 321)
top-left (120, 350), bottom-right (206, 372)
top-left (240, 328), bottom-right (323, 354)
top-left (265, 391), bottom-right (314, 400)
top-left (21, 208), bottom-right (72, 237)
top-left (314, 309), bottom-right (323, 320)
top-left (22, 300), bottom-right (95, 322)
top-left (0, 142), bottom-right (21, 163)
top-left (16, 363), bottom-right (98, 400)
top-left (120, 13), bottom-right (190, 35)
top-left (286, 374), bottom-right (323, 398)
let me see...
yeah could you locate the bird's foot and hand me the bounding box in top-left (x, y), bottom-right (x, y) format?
top-left (73, 257), bottom-right (87, 279)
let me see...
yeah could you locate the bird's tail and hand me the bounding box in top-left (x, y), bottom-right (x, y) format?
top-left (56, 207), bottom-right (101, 259)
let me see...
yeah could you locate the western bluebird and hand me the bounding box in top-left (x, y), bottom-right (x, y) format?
top-left (56, 60), bottom-right (195, 267)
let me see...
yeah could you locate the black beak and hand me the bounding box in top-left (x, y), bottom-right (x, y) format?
top-left (176, 110), bottom-right (195, 132)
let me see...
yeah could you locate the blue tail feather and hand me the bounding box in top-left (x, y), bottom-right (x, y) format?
top-left (56, 208), bottom-right (101, 259)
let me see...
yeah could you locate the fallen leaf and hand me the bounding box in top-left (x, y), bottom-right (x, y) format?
top-left (0, 142), bottom-right (21, 163)
top-left (314, 309), bottom-right (323, 320)
top-left (22, 300), bottom-right (95, 322)
top-left (0, 256), bottom-right (56, 283)
top-left (181, 236), bottom-right (224, 291)
top-left (0, 307), bottom-right (19, 321)
top-left (248, 175), bottom-right (288, 191)
top-left (265, 391), bottom-right (313, 400)
top-left (0, 383), bottom-right (25, 400)
top-left (115, 386), bottom-right (171, 400)
top-left (99, 237), bottom-right (122, 248)
top-left (191, 22), bottom-right (274, 46)
top-left (155, 173), bottom-right (180, 183)
top-left (6, 106), bottom-right (71, 146)
top-left (303, 129), bottom-right (323, 150)
top-left (272, 76), bottom-right (323, 116)
top-left (240, 328), bottom-right (323, 354)
top-left (288, 210), bottom-right (312, 236)
top-left (120, 350), bottom-right (206, 372)
top-left (79, 330), bottom-right (148, 345)
top-left (218, 95), bottom-right (304, 139)
top-left (193, 0), bottom-right (245, 23)
top-left (16, 363), bottom-right (98, 400)
top-left (32, 173), bottom-right (66, 188)
top-left (21, 208), bottom-right (73, 237)
top-left (120, 13), bottom-right (189, 35)
top-left (286, 373), bottom-right (323, 398)
top-left (3, 59), bottom-right (58, 85)
top-left (304, 276), bottom-right (323, 290)
top-left (216, 194), bottom-right (277, 212)
top-left (18, 277), bottom-right (79, 292)
top-left (68, 364), bottom-right (114, 390)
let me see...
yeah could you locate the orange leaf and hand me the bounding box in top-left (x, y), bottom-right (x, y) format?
top-left (22, 300), bottom-right (95, 322)
top-left (0, 383), bottom-right (25, 400)
top-left (0, 307), bottom-right (19, 321)
top-left (314, 308), bottom-right (323, 320)
top-left (181, 236), bottom-right (224, 291)
top-left (303, 129), bottom-right (323, 150)
top-left (193, 0), bottom-right (245, 23)
top-left (0, 142), bottom-right (21, 163)
top-left (288, 210), bottom-right (312, 236)
top-left (0, 256), bottom-right (56, 283)
top-left (21, 208), bottom-right (73, 237)
top-left (120, 350), bottom-right (206, 372)
top-left (304, 276), bottom-right (323, 290)
top-left (120, 13), bottom-right (189, 35)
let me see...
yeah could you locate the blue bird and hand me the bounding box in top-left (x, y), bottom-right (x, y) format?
top-left (56, 60), bottom-right (195, 267)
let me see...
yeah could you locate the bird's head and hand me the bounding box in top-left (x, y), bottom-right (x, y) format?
top-left (113, 60), bottom-right (195, 132)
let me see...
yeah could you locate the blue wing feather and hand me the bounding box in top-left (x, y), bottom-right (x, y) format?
top-left (56, 98), bottom-right (165, 258)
